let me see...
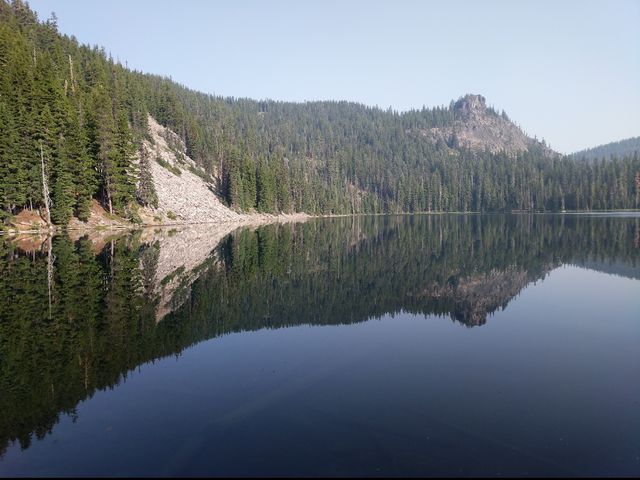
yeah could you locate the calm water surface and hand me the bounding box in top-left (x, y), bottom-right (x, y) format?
top-left (0, 214), bottom-right (638, 476)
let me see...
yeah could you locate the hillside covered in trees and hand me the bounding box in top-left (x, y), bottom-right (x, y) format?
top-left (571, 137), bottom-right (640, 163)
top-left (1, 0), bottom-right (639, 227)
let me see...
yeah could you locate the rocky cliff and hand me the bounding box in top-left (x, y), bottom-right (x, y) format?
top-left (419, 94), bottom-right (558, 156)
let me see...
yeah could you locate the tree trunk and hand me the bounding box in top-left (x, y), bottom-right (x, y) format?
top-left (40, 142), bottom-right (52, 226)
top-left (105, 178), bottom-right (114, 215)
top-left (68, 54), bottom-right (76, 93)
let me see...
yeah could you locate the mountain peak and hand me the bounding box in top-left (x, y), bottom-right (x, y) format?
top-left (414, 94), bottom-right (558, 157)
top-left (453, 94), bottom-right (487, 117)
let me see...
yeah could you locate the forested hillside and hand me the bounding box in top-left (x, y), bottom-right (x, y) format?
top-left (1, 0), bottom-right (639, 227)
top-left (571, 137), bottom-right (640, 163)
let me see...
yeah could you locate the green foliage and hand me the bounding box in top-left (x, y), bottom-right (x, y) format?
top-left (257, 155), bottom-right (276, 212)
top-left (187, 164), bottom-right (213, 183)
top-left (160, 265), bottom-right (185, 286)
top-left (137, 146), bottom-right (158, 208)
top-left (0, 0), bottom-right (638, 226)
top-left (155, 157), bottom-right (181, 176)
top-left (0, 2), bottom-right (139, 222)
top-left (50, 140), bottom-right (75, 225)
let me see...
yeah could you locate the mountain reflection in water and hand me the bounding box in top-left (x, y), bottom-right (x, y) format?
top-left (0, 214), bottom-right (638, 470)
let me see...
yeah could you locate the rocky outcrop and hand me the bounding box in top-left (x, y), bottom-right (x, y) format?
top-left (453, 93), bottom-right (490, 121)
top-left (138, 116), bottom-right (243, 224)
top-left (419, 94), bottom-right (558, 157)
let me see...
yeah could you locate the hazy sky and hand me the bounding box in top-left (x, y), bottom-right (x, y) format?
top-left (28, 0), bottom-right (640, 153)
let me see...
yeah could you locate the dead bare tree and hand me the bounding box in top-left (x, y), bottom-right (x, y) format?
top-left (40, 142), bottom-right (52, 226)
top-left (68, 54), bottom-right (76, 94)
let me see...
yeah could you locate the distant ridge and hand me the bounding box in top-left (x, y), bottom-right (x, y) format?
top-left (571, 137), bottom-right (640, 162)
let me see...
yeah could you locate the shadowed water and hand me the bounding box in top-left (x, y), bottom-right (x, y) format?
top-left (0, 214), bottom-right (639, 476)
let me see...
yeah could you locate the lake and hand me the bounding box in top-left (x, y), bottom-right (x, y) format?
top-left (0, 214), bottom-right (639, 476)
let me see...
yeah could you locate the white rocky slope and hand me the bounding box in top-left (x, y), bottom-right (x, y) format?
top-left (138, 115), bottom-right (242, 224)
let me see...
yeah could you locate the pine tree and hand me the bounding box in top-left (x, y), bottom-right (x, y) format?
top-left (240, 147), bottom-right (257, 210)
top-left (0, 101), bottom-right (25, 219)
top-left (50, 135), bottom-right (75, 225)
top-left (66, 105), bottom-right (96, 221)
top-left (111, 109), bottom-right (137, 215)
top-left (137, 145), bottom-right (157, 208)
top-left (257, 156), bottom-right (276, 213)
top-left (274, 154), bottom-right (291, 213)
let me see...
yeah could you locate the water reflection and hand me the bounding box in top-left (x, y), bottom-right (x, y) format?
top-left (0, 214), bottom-right (638, 459)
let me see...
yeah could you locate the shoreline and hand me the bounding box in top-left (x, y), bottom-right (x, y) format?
top-left (0, 211), bottom-right (313, 236)
top-left (2, 209), bottom-right (639, 236)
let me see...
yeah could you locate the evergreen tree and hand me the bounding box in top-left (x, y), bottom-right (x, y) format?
top-left (50, 134), bottom-right (75, 225)
top-left (137, 145), bottom-right (158, 208)
top-left (257, 156), bottom-right (276, 213)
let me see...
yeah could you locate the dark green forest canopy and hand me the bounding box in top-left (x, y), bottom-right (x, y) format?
top-left (1, 0), bottom-right (639, 225)
top-left (1, 214), bottom-right (639, 455)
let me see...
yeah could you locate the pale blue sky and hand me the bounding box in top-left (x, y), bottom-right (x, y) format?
top-left (28, 0), bottom-right (640, 153)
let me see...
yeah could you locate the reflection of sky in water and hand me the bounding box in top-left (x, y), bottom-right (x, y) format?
top-left (2, 265), bottom-right (638, 477)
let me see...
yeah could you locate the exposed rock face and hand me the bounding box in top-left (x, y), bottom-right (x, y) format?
top-left (420, 94), bottom-right (558, 157)
top-left (138, 116), bottom-right (243, 224)
top-left (453, 93), bottom-right (488, 121)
